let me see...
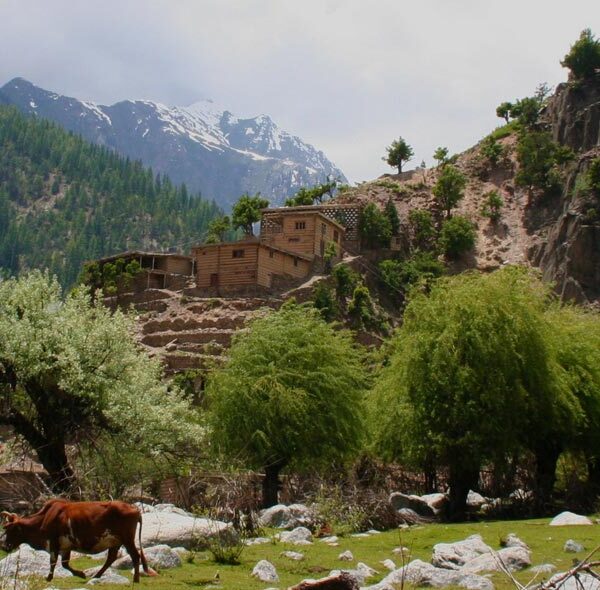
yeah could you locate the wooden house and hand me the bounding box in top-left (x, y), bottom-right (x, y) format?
top-left (89, 251), bottom-right (195, 292)
top-left (192, 208), bottom-right (345, 294)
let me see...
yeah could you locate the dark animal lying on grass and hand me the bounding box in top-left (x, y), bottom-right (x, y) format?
top-left (291, 572), bottom-right (360, 590)
top-left (0, 498), bottom-right (155, 583)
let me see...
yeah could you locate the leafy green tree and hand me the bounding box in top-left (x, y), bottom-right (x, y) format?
top-left (383, 138), bottom-right (414, 174)
top-left (496, 102), bottom-right (513, 124)
top-left (480, 136), bottom-right (504, 166)
top-left (432, 164), bottom-right (467, 218)
top-left (384, 197), bottom-right (401, 236)
top-left (332, 264), bottom-right (360, 305)
top-left (408, 209), bottom-right (437, 252)
top-left (561, 29), bottom-right (600, 80)
top-left (438, 215), bottom-right (476, 259)
top-left (0, 272), bottom-right (201, 492)
top-left (207, 305), bottom-right (366, 507)
top-left (231, 193), bottom-right (269, 236)
top-left (433, 147), bottom-right (449, 168)
top-left (348, 284), bottom-right (375, 328)
top-left (510, 97), bottom-right (542, 129)
top-left (313, 282), bottom-right (338, 321)
top-left (205, 215), bottom-right (231, 243)
top-left (359, 203), bottom-right (392, 249)
top-left (481, 190), bottom-right (504, 223)
top-left (379, 253), bottom-right (444, 298)
top-left (368, 267), bottom-right (579, 519)
top-left (588, 157), bottom-right (600, 195)
top-left (516, 131), bottom-right (574, 195)
top-left (285, 180), bottom-right (338, 207)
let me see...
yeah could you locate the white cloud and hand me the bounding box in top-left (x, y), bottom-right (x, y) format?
top-left (0, 0), bottom-right (597, 182)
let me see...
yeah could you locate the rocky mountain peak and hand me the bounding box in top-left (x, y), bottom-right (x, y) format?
top-left (0, 77), bottom-right (346, 209)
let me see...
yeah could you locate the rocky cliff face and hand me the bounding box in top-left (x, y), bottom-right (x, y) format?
top-left (0, 78), bottom-right (346, 210)
top-left (533, 79), bottom-right (600, 302)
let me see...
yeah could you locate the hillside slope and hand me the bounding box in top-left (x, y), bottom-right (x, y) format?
top-left (0, 78), bottom-right (347, 210)
top-left (0, 106), bottom-right (221, 286)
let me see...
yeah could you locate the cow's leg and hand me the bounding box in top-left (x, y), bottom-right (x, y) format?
top-left (93, 546), bottom-right (120, 579)
top-left (124, 542), bottom-right (141, 583)
top-left (60, 549), bottom-right (86, 578)
top-left (46, 542), bottom-right (59, 582)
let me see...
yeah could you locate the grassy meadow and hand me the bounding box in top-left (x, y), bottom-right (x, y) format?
top-left (4, 516), bottom-right (600, 590)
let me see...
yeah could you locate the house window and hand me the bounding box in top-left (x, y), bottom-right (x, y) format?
top-left (333, 230), bottom-right (339, 242)
top-left (269, 250), bottom-right (274, 258)
top-left (293, 257), bottom-right (298, 267)
top-left (321, 223), bottom-right (327, 235)
top-left (288, 237), bottom-right (300, 242)
top-left (295, 221), bottom-right (306, 230)
top-left (232, 249), bottom-right (245, 258)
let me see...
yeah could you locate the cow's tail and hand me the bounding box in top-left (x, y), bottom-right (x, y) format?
top-left (137, 513), bottom-right (154, 575)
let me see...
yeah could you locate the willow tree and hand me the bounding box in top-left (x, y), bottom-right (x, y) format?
top-left (0, 271), bottom-right (202, 492)
top-left (368, 267), bottom-right (580, 519)
top-left (207, 304), bottom-right (366, 507)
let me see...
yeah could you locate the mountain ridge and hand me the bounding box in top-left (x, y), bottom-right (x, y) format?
top-left (0, 78), bottom-right (346, 209)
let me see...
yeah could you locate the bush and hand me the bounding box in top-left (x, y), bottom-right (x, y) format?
top-left (561, 29), bottom-right (600, 81)
top-left (438, 215), bottom-right (476, 258)
top-left (313, 282), bottom-right (338, 321)
top-left (359, 203), bottom-right (392, 249)
top-left (589, 157), bottom-right (600, 195)
top-left (348, 284), bottom-right (375, 327)
top-left (379, 253), bottom-right (445, 297)
top-left (408, 209), bottom-right (436, 251)
top-left (332, 264), bottom-right (360, 302)
top-left (481, 190), bottom-right (504, 222)
top-left (480, 136), bottom-right (505, 166)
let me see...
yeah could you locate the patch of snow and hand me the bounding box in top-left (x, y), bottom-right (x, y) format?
top-left (29, 100), bottom-right (37, 108)
top-left (81, 101), bottom-right (112, 126)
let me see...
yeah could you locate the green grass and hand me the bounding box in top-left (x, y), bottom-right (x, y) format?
top-left (487, 121), bottom-right (519, 141)
top-left (2, 517), bottom-right (599, 589)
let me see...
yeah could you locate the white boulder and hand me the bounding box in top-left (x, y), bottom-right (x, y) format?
top-left (339, 550), bottom-right (354, 561)
top-left (280, 526), bottom-right (313, 545)
top-left (432, 535), bottom-right (494, 570)
top-left (251, 559), bottom-right (279, 583)
top-left (564, 539), bottom-right (585, 553)
top-left (113, 544), bottom-right (181, 570)
top-left (550, 511), bottom-right (593, 526)
top-left (0, 544), bottom-right (73, 578)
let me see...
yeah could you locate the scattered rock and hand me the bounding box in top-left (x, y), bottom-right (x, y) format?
top-left (460, 546), bottom-right (531, 574)
top-left (466, 491), bottom-right (487, 510)
top-left (397, 508), bottom-right (426, 524)
top-left (549, 572), bottom-right (600, 590)
top-left (367, 529), bottom-right (381, 535)
top-left (421, 492), bottom-right (449, 514)
top-left (251, 559), bottom-right (279, 583)
top-left (530, 563), bottom-right (557, 574)
top-left (564, 539), bottom-right (585, 553)
top-left (365, 559), bottom-right (494, 590)
top-left (380, 559), bottom-right (396, 571)
top-left (350, 532), bottom-right (370, 538)
top-left (84, 567), bottom-right (130, 585)
top-left (549, 511), bottom-right (593, 526)
top-left (258, 503), bottom-right (313, 529)
top-left (432, 535), bottom-right (494, 570)
top-left (280, 526), bottom-right (313, 544)
top-left (389, 492), bottom-right (435, 517)
top-left (137, 508), bottom-right (235, 547)
top-left (339, 550), bottom-right (354, 561)
top-left (245, 536), bottom-right (271, 546)
top-left (290, 572), bottom-right (360, 589)
top-left (320, 536), bottom-right (339, 544)
top-left (392, 546), bottom-right (410, 555)
top-left (0, 544), bottom-right (73, 578)
top-left (501, 533), bottom-right (530, 551)
top-left (281, 550), bottom-right (305, 561)
top-left (356, 562), bottom-right (378, 578)
top-left (113, 544), bottom-right (182, 570)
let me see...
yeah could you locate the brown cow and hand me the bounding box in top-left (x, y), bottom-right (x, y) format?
top-left (0, 499), bottom-right (153, 583)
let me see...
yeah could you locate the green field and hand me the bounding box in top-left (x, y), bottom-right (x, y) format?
top-left (3, 517), bottom-right (599, 590)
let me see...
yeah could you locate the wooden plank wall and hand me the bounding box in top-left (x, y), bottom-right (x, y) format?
top-left (257, 246), bottom-right (312, 287)
top-left (194, 244), bottom-right (259, 288)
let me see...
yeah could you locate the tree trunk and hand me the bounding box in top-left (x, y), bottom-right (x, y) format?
top-left (36, 440), bottom-right (75, 494)
top-left (587, 456), bottom-right (600, 492)
top-left (262, 461), bottom-right (285, 508)
top-left (534, 443), bottom-right (561, 513)
top-left (397, 163), bottom-right (402, 174)
top-left (446, 463), bottom-right (479, 521)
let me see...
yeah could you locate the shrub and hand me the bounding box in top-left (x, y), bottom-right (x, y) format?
top-left (433, 164), bottom-right (467, 218)
top-left (359, 203), bottom-right (392, 249)
top-left (332, 264), bottom-right (360, 302)
top-left (561, 29), bottom-right (600, 81)
top-left (379, 253), bottom-right (445, 297)
top-left (481, 190), bottom-right (504, 222)
top-left (480, 136), bottom-right (505, 166)
top-left (408, 209), bottom-right (436, 251)
top-left (348, 284), bottom-right (375, 327)
top-left (438, 215), bottom-right (476, 258)
top-left (313, 282), bottom-right (338, 321)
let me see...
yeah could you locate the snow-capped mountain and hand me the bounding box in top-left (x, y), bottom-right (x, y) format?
top-left (0, 78), bottom-right (346, 209)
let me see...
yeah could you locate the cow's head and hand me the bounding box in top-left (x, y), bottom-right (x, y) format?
top-left (0, 512), bottom-right (24, 551)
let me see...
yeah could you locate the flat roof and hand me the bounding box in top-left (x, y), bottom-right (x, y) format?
top-left (88, 250), bottom-right (193, 265)
top-left (261, 207), bottom-right (346, 231)
top-left (191, 239), bottom-right (313, 262)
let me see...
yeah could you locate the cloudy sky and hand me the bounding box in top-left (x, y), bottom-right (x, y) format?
top-left (1, 0), bottom-right (597, 182)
